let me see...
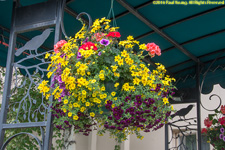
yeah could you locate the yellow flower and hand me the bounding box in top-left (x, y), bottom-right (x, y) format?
top-left (100, 111), bottom-right (103, 114)
top-left (45, 52), bottom-right (50, 59)
top-left (64, 99), bottom-right (68, 104)
top-left (133, 77), bottom-right (140, 85)
top-left (139, 44), bottom-right (147, 50)
top-left (118, 59), bottom-right (124, 66)
top-left (111, 92), bottom-right (116, 96)
top-left (63, 68), bottom-right (71, 75)
top-left (163, 97), bottom-right (169, 105)
top-left (121, 50), bottom-right (128, 57)
top-left (114, 55), bottom-right (121, 62)
top-left (114, 83), bottom-right (119, 87)
top-left (127, 35), bottom-right (134, 41)
top-left (111, 65), bottom-right (118, 72)
top-left (73, 103), bottom-right (80, 107)
top-left (85, 102), bottom-right (90, 107)
top-left (68, 112), bottom-right (72, 117)
top-left (99, 74), bottom-right (105, 80)
top-left (69, 103), bottom-right (73, 108)
top-left (73, 115), bottom-right (79, 120)
top-left (171, 105), bottom-right (174, 110)
top-left (69, 84), bottom-right (76, 90)
top-left (45, 94), bottom-right (51, 100)
top-left (82, 90), bottom-right (87, 95)
top-left (101, 86), bottom-right (105, 91)
top-left (90, 112), bottom-right (95, 117)
top-left (80, 107), bottom-right (86, 112)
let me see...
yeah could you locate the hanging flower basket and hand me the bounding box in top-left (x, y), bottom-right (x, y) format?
top-left (202, 105), bottom-right (225, 150)
top-left (38, 17), bottom-right (176, 150)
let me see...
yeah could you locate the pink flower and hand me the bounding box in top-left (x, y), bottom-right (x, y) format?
top-left (92, 32), bottom-right (105, 42)
top-left (204, 117), bottom-right (212, 128)
top-left (146, 43), bottom-right (161, 57)
top-left (54, 40), bottom-right (67, 53)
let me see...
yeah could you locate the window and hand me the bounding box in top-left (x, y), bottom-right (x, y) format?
top-left (179, 134), bottom-right (210, 150)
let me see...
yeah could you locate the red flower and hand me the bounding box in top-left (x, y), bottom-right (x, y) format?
top-left (201, 128), bottom-right (207, 134)
top-left (146, 43), bottom-right (161, 57)
top-left (107, 32), bottom-right (121, 38)
top-left (221, 105), bottom-right (225, 114)
top-left (54, 40), bottom-right (67, 53)
top-left (204, 117), bottom-right (212, 128)
top-left (79, 42), bottom-right (98, 51)
top-left (219, 117), bottom-right (225, 125)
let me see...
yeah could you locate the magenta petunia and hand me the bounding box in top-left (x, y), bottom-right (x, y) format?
top-left (100, 39), bottom-right (110, 46)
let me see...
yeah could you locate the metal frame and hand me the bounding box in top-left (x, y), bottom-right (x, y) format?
top-left (0, 0), bottom-right (65, 149)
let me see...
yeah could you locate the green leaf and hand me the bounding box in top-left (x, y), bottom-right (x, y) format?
top-left (212, 119), bottom-right (218, 125)
top-left (208, 114), bottom-right (215, 120)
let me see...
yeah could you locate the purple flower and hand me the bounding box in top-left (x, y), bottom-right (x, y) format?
top-left (149, 98), bottom-right (155, 104)
top-left (107, 100), bottom-right (112, 105)
top-left (108, 116), bottom-right (113, 120)
top-left (125, 96), bottom-right (131, 102)
top-left (104, 124), bottom-right (109, 128)
top-left (100, 39), bottom-right (110, 46)
top-left (126, 119), bottom-right (131, 124)
top-left (105, 104), bottom-right (111, 110)
top-left (140, 118), bottom-right (146, 122)
top-left (153, 106), bottom-right (157, 111)
top-left (98, 52), bottom-right (102, 56)
top-left (136, 99), bottom-right (142, 106)
top-left (221, 128), bottom-right (224, 133)
top-left (223, 136), bottom-right (225, 141)
top-left (58, 96), bottom-right (62, 102)
top-left (117, 127), bottom-right (123, 130)
top-left (145, 110), bottom-right (151, 113)
top-left (83, 37), bottom-right (88, 43)
top-left (166, 111), bottom-right (171, 117)
top-left (136, 116), bottom-right (140, 120)
top-left (135, 95), bottom-right (141, 101)
top-left (118, 109), bottom-right (124, 114)
top-left (77, 52), bottom-right (82, 60)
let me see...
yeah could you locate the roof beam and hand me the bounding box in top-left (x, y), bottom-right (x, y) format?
top-left (163, 28), bottom-right (225, 53)
top-left (168, 47), bottom-right (225, 71)
top-left (174, 55), bottom-right (225, 75)
top-left (116, 0), bottom-right (200, 63)
top-left (113, 0), bottom-right (154, 20)
top-left (135, 5), bottom-right (225, 41)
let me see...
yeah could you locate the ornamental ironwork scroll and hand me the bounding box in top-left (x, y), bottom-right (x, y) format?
top-left (0, 0), bottom-right (64, 149)
top-left (166, 51), bottom-right (225, 149)
top-left (167, 105), bottom-right (198, 150)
